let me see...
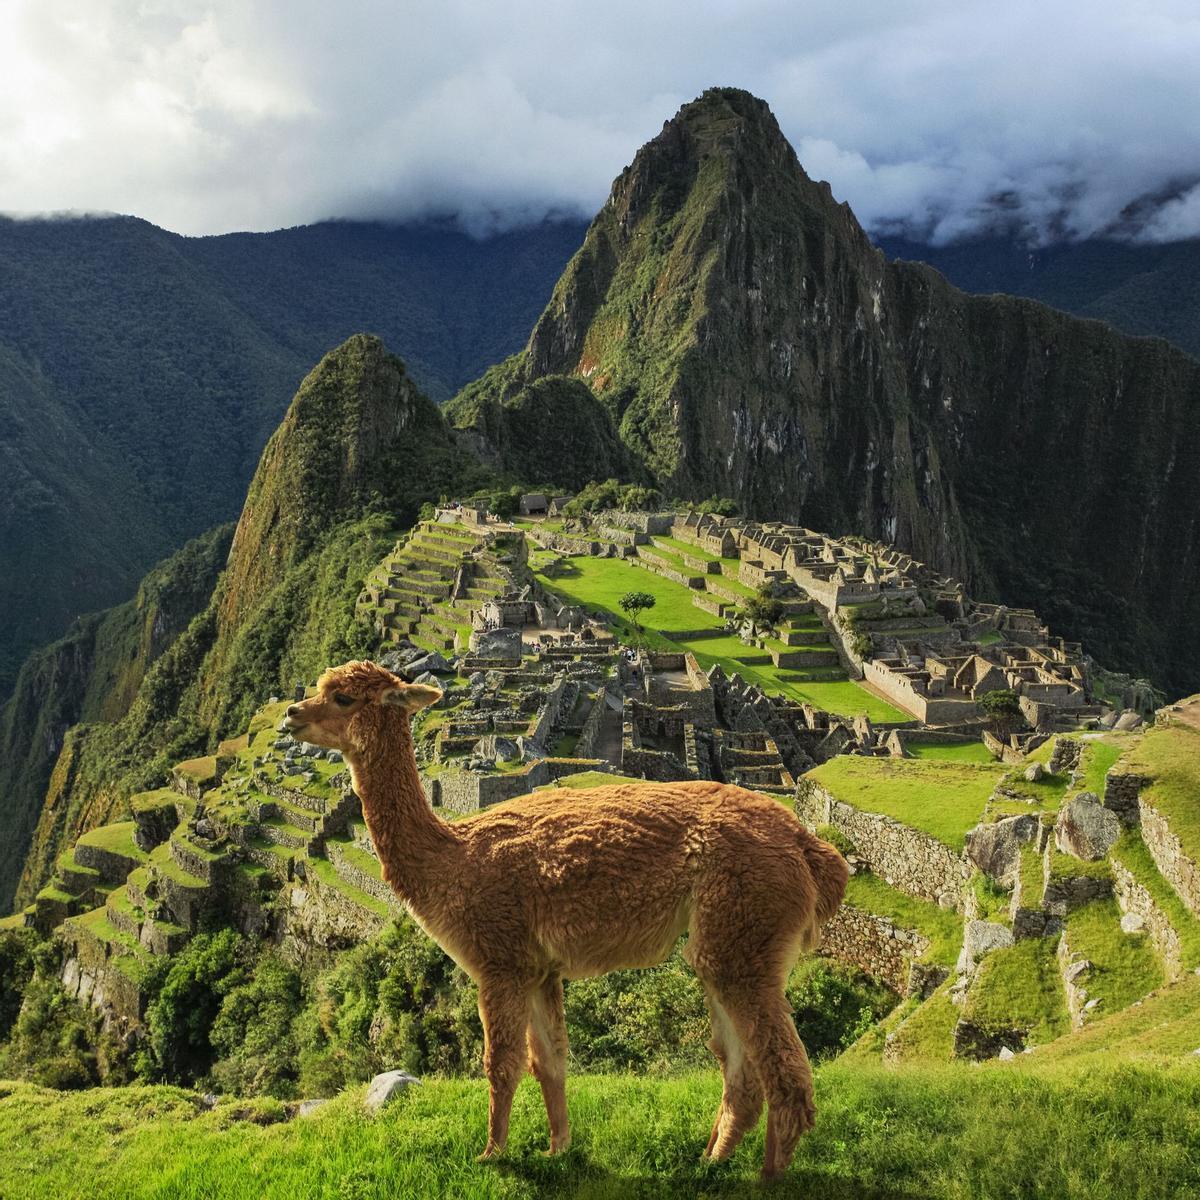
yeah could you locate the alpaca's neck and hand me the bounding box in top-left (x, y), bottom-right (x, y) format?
top-left (347, 721), bottom-right (460, 915)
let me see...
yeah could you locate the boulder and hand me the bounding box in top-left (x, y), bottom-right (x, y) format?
top-left (1023, 762), bottom-right (1047, 783)
top-left (965, 813), bottom-right (1038, 882)
top-left (1120, 912), bottom-right (1147, 934)
top-left (1114, 710), bottom-right (1144, 732)
top-left (297, 1099), bottom-right (328, 1117)
top-left (473, 735), bottom-right (520, 763)
top-left (407, 651), bottom-right (452, 675)
top-left (364, 1070), bottom-right (421, 1114)
top-left (412, 671), bottom-right (439, 687)
top-left (1055, 792), bottom-right (1120, 860)
top-left (957, 920), bottom-right (1014, 975)
top-left (468, 626), bottom-right (523, 663)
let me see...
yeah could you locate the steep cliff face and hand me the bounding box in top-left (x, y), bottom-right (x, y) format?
top-left (456, 88), bottom-right (1200, 694)
top-left (444, 367), bottom-right (636, 489)
top-left (0, 525), bottom-right (232, 911)
top-left (7, 336), bottom-right (486, 909)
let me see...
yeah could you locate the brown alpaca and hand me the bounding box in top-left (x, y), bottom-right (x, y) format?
top-left (285, 660), bottom-right (848, 1178)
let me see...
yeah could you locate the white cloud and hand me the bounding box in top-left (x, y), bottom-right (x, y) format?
top-left (1, 0), bottom-right (1198, 243)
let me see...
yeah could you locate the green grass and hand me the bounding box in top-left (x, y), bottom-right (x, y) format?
top-left (1110, 829), bottom-right (1200, 967)
top-left (1116, 723), bottom-right (1200, 863)
top-left (907, 741), bottom-right (997, 764)
top-left (970, 872), bottom-right (1012, 924)
top-left (536, 771), bottom-right (646, 791)
top-left (1063, 899), bottom-right (1164, 1015)
top-left (1078, 738), bottom-right (1128, 797)
top-left (962, 936), bottom-right (1070, 1046)
top-left (805, 756), bottom-right (1006, 851)
top-left (843, 872), bottom-right (962, 965)
top-left (653, 534), bottom-right (721, 563)
top-left (307, 855), bottom-right (392, 919)
top-left (535, 555), bottom-right (906, 720)
top-left (884, 981), bottom-right (959, 1063)
top-left (1017, 843), bottom-right (1044, 909)
top-left (3, 1053), bottom-right (1199, 1200)
top-left (75, 821), bottom-right (148, 864)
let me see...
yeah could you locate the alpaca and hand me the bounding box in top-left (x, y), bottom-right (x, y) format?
top-left (285, 660), bottom-right (848, 1178)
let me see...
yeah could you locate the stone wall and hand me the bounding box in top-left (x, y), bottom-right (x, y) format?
top-left (1110, 856), bottom-right (1184, 982)
top-left (817, 902), bottom-right (930, 994)
top-left (633, 553), bottom-right (703, 590)
top-left (422, 762), bottom-right (552, 814)
top-left (574, 690), bottom-right (610, 759)
top-left (1104, 768), bottom-right (1150, 826)
top-left (1140, 799), bottom-right (1200, 919)
top-left (603, 511), bottom-right (674, 535)
top-left (795, 780), bottom-right (970, 908)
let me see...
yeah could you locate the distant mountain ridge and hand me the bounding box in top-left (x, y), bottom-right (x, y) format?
top-left (0, 214), bottom-right (586, 697)
top-left (876, 234), bottom-right (1200, 363)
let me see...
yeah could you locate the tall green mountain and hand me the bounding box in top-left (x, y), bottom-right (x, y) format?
top-left (876, 234), bottom-right (1200, 363)
top-left (448, 88), bottom-right (1200, 696)
top-left (0, 525), bottom-right (233, 911)
top-left (0, 215), bottom-right (584, 698)
top-left (4, 335), bottom-right (485, 911)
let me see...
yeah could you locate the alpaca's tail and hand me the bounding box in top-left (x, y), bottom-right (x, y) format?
top-left (802, 830), bottom-right (850, 931)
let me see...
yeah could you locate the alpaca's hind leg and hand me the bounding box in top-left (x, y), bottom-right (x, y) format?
top-left (697, 980), bottom-right (764, 1161)
top-left (725, 987), bottom-right (816, 1180)
top-left (477, 978), bottom-right (531, 1160)
top-left (528, 973), bottom-right (570, 1153)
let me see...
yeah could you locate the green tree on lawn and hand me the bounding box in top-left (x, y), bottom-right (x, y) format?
top-left (619, 591), bottom-right (657, 634)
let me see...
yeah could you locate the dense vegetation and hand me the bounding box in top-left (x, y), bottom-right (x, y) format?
top-left (0, 920), bottom-right (891, 1102)
top-left (0, 215), bottom-right (584, 698)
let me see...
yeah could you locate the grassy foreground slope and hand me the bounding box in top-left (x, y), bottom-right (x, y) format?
top-left (2, 1056), bottom-right (1196, 1200)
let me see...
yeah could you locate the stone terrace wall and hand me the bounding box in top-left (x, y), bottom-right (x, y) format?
top-left (1110, 857), bottom-right (1185, 981)
top-left (796, 781), bottom-right (970, 909)
top-left (423, 763), bottom-right (552, 814)
top-left (1140, 799), bottom-right (1200, 918)
top-left (818, 902), bottom-right (930, 994)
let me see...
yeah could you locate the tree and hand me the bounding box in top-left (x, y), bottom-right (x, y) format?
top-left (743, 586), bottom-right (783, 628)
top-left (979, 688), bottom-right (1024, 736)
top-left (619, 591), bottom-right (657, 634)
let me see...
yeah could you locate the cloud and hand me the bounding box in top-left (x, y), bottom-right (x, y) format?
top-left (2, 0), bottom-right (1198, 243)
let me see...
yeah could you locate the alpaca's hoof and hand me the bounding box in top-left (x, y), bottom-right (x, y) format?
top-left (476, 1145), bottom-right (503, 1163)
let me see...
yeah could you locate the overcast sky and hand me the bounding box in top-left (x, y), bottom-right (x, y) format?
top-left (3, 1), bottom-right (1199, 244)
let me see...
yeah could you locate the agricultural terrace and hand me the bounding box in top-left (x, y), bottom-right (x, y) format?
top-left (533, 555), bottom-right (906, 722)
top-left (805, 756), bottom-right (1007, 851)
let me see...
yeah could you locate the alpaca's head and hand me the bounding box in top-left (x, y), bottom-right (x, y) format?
top-left (282, 660), bottom-right (441, 756)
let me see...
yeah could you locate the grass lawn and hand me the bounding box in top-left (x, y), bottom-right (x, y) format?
top-left (1064, 899), bottom-right (1164, 1015)
top-left (4, 1050), bottom-right (1200, 1200)
top-left (805, 756), bottom-right (1006, 850)
top-left (1113, 723), bottom-right (1200, 863)
top-left (538, 557), bottom-right (906, 721)
top-left (907, 741), bottom-right (997, 764)
top-left (963, 936), bottom-right (1070, 1046)
top-left (75, 821), bottom-right (148, 864)
top-left (653, 534), bottom-right (722, 563)
top-left (843, 871), bottom-right (963, 965)
top-left (882, 982), bottom-right (959, 1063)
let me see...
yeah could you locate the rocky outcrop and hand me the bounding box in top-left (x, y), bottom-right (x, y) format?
top-left (1055, 793), bottom-right (1121, 861)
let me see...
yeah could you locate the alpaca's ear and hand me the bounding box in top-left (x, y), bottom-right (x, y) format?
top-left (381, 683), bottom-right (443, 713)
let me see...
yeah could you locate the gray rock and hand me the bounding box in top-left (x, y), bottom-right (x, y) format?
top-left (407, 651), bottom-right (452, 675)
top-left (326, 750), bottom-right (343, 764)
top-left (1120, 911), bottom-right (1147, 934)
top-left (468, 626), bottom-right (523, 663)
top-left (473, 734), bottom-right (520, 763)
top-left (1055, 792), bottom-right (1121, 860)
top-left (997, 1046), bottom-right (1015, 1061)
top-left (957, 920), bottom-right (1015, 975)
top-left (364, 1071), bottom-right (421, 1114)
top-left (1113, 710), bottom-right (1144, 732)
top-left (297, 1099), bottom-right (328, 1117)
top-left (1023, 762), bottom-right (1047, 783)
top-left (1064, 959), bottom-right (1092, 983)
top-left (412, 671), bottom-right (439, 687)
top-left (965, 813), bottom-right (1038, 883)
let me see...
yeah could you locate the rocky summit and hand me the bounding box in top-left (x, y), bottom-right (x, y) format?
top-left (448, 88), bottom-right (1200, 697)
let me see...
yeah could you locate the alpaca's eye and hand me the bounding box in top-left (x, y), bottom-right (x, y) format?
top-left (333, 693), bottom-right (355, 707)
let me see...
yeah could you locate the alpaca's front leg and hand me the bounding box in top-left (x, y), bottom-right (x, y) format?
top-left (477, 979), bottom-right (530, 1160)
